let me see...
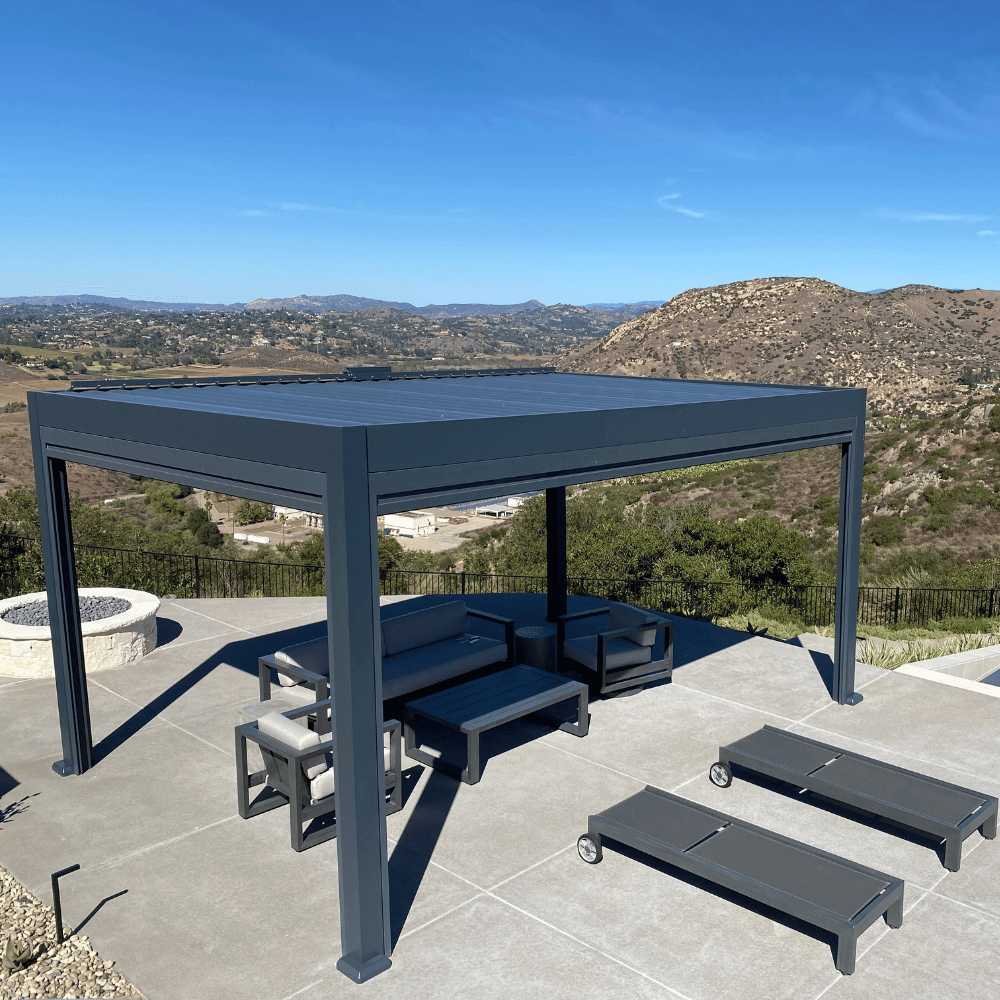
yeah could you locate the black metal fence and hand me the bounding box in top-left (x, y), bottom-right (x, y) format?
top-left (0, 536), bottom-right (325, 600)
top-left (379, 568), bottom-right (1000, 628)
top-left (3, 534), bottom-right (999, 627)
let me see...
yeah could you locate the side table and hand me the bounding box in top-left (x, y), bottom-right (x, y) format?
top-left (516, 624), bottom-right (557, 672)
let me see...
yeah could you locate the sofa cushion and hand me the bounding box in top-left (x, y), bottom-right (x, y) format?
top-left (309, 743), bottom-right (393, 803)
top-left (256, 711), bottom-right (329, 779)
top-left (381, 634), bottom-right (506, 700)
top-left (564, 635), bottom-right (652, 672)
top-left (608, 604), bottom-right (659, 647)
top-left (275, 637), bottom-right (329, 686)
top-left (380, 600), bottom-right (469, 657)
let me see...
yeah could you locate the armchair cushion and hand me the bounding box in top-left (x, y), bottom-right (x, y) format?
top-left (308, 743), bottom-right (393, 803)
top-left (608, 604), bottom-right (659, 647)
top-left (380, 600), bottom-right (468, 656)
top-left (563, 635), bottom-right (652, 673)
top-left (257, 710), bottom-right (330, 779)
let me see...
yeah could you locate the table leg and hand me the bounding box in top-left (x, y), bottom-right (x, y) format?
top-left (556, 688), bottom-right (589, 737)
top-left (463, 730), bottom-right (481, 785)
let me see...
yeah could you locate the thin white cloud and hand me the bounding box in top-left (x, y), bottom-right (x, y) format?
top-left (238, 209), bottom-right (268, 217)
top-left (980, 230), bottom-right (999, 236)
top-left (276, 202), bottom-right (314, 211)
top-left (883, 210), bottom-right (989, 223)
top-left (657, 194), bottom-right (704, 217)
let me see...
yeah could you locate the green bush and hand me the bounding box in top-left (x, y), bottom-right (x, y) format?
top-left (752, 498), bottom-right (776, 510)
top-left (863, 516), bottom-right (905, 547)
top-left (884, 466), bottom-right (902, 482)
top-left (818, 505), bottom-right (840, 528)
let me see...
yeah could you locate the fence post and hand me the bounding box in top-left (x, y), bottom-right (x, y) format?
top-left (990, 588), bottom-right (997, 620)
top-left (461, 571), bottom-right (466, 595)
top-left (194, 555), bottom-right (201, 599)
top-left (893, 587), bottom-right (900, 625)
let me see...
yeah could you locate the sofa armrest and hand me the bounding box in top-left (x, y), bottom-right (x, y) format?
top-left (467, 608), bottom-right (516, 669)
top-left (259, 653), bottom-right (329, 703)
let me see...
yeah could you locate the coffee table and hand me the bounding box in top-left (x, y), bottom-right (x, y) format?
top-left (403, 665), bottom-right (589, 784)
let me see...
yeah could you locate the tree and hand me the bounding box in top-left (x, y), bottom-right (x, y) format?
top-left (233, 499), bottom-right (272, 526)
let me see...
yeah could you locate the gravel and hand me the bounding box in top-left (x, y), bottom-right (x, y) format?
top-left (0, 865), bottom-right (143, 999)
top-left (1, 598), bottom-right (132, 628)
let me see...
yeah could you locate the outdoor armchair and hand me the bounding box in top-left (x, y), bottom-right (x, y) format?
top-left (236, 699), bottom-right (402, 852)
top-left (556, 603), bottom-right (672, 696)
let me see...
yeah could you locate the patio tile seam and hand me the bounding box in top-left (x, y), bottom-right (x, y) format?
top-left (149, 628), bottom-right (249, 654)
top-left (281, 978), bottom-right (326, 1000)
top-left (482, 890), bottom-right (696, 1000)
top-left (385, 836), bottom-right (489, 893)
top-left (792, 719), bottom-right (997, 786)
top-left (396, 890), bottom-right (489, 943)
top-left (160, 602), bottom-right (257, 633)
top-left (86, 678), bottom-right (239, 759)
top-left (533, 734), bottom-right (655, 784)
top-left (88, 814), bottom-right (238, 873)
top-left (486, 842), bottom-right (577, 893)
top-left (664, 679), bottom-right (803, 725)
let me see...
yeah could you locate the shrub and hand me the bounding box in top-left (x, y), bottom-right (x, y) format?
top-left (752, 498), bottom-right (776, 510)
top-left (863, 516), bottom-right (905, 547)
top-left (818, 505), bottom-right (840, 528)
top-left (884, 466), bottom-right (902, 483)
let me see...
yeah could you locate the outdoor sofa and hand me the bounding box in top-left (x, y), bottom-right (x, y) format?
top-left (258, 599), bottom-right (516, 710)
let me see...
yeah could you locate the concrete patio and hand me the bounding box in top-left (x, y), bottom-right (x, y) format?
top-left (1, 595), bottom-right (998, 1000)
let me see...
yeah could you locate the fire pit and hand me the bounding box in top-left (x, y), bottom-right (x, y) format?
top-left (0, 587), bottom-right (160, 678)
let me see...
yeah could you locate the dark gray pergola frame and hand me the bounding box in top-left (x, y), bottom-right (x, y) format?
top-left (28, 367), bottom-right (866, 982)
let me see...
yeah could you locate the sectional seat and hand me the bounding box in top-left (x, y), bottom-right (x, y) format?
top-left (258, 599), bottom-right (515, 707)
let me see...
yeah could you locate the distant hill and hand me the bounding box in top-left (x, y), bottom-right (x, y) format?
top-left (0, 294), bottom-right (245, 311)
top-left (241, 294), bottom-right (548, 317)
top-left (557, 277), bottom-right (1000, 417)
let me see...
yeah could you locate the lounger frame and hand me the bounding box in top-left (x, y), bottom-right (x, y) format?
top-left (717, 726), bottom-right (998, 871)
top-left (581, 785), bottom-right (904, 975)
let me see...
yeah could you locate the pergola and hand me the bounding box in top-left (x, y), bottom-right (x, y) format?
top-left (28, 366), bottom-right (866, 982)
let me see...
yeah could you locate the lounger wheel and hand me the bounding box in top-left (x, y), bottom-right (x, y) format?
top-left (709, 762), bottom-right (733, 788)
top-left (577, 833), bottom-right (603, 864)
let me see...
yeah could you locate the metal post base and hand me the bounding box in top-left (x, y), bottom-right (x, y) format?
top-left (52, 760), bottom-right (76, 777)
top-left (844, 692), bottom-right (864, 706)
top-left (336, 953), bottom-right (392, 983)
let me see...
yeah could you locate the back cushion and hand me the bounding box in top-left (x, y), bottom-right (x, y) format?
top-left (608, 604), bottom-right (658, 647)
top-left (275, 637), bottom-right (329, 686)
top-left (380, 600), bottom-right (469, 657)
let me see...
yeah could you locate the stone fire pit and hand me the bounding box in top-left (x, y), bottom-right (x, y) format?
top-left (0, 587), bottom-right (160, 678)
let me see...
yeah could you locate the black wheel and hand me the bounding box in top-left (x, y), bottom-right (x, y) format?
top-left (577, 833), bottom-right (602, 864)
top-left (709, 761), bottom-right (733, 788)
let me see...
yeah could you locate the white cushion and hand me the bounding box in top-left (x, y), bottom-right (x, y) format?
top-left (256, 711), bottom-right (329, 779)
top-left (608, 605), bottom-right (658, 647)
top-left (309, 744), bottom-right (394, 803)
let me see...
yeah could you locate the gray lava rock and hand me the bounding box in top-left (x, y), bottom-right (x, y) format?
top-left (1, 597), bottom-right (132, 627)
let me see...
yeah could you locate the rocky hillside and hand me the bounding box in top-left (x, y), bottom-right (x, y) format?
top-left (559, 278), bottom-right (1000, 416)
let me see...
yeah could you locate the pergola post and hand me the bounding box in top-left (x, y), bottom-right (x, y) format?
top-left (325, 428), bottom-right (392, 982)
top-left (34, 450), bottom-right (92, 775)
top-left (546, 486), bottom-right (567, 622)
top-left (834, 425), bottom-right (865, 706)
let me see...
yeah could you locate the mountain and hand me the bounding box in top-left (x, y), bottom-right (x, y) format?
top-left (0, 294), bottom-right (245, 311)
top-left (241, 294), bottom-right (547, 317)
top-left (558, 277), bottom-right (1000, 416)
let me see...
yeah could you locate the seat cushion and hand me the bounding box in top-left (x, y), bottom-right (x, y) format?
top-left (381, 634), bottom-right (506, 700)
top-left (608, 604), bottom-right (659, 647)
top-left (256, 711), bottom-right (329, 779)
top-left (564, 635), bottom-right (652, 672)
top-left (309, 743), bottom-right (394, 803)
top-left (380, 600), bottom-right (468, 657)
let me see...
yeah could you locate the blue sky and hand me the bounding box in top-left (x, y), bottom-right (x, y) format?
top-left (2, 1), bottom-right (997, 304)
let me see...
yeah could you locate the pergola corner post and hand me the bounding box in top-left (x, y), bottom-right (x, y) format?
top-left (834, 412), bottom-right (866, 706)
top-left (545, 486), bottom-right (567, 622)
top-left (30, 422), bottom-right (92, 775)
top-left (325, 427), bottom-right (392, 983)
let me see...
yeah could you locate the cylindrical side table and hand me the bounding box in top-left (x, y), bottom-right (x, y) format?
top-left (516, 623), bottom-right (557, 673)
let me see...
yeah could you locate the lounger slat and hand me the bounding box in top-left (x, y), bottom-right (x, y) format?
top-left (687, 825), bottom-right (891, 921)
top-left (814, 756), bottom-right (986, 826)
top-left (599, 791), bottom-right (724, 852)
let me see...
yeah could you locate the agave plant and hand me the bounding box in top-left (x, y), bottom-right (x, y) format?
top-left (2, 934), bottom-right (33, 972)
